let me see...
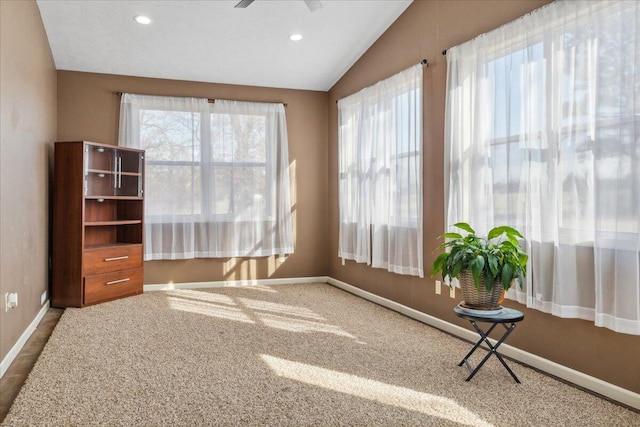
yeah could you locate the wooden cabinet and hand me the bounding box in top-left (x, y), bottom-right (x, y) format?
top-left (52, 141), bottom-right (145, 308)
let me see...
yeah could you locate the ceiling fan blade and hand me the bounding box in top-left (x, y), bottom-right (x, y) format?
top-left (303, 0), bottom-right (323, 12)
top-left (234, 0), bottom-right (255, 8)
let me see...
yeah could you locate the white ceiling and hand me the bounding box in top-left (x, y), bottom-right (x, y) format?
top-left (36, 0), bottom-right (412, 92)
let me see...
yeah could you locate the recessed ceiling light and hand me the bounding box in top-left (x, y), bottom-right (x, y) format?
top-left (134, 15), bottom-right (152, 25)
top-left (289, 33), bottom-right (303, 42)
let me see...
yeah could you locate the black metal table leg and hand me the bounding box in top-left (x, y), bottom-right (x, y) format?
top-left (453, 306), bottom-right (524, 384)
top-left (464, 322), bottom-right (520, 383)
top-left (457, 322), bottom-right (499, 367)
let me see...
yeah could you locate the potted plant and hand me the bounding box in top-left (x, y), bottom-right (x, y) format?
top-left (432, 222), bottom-right (528, 309)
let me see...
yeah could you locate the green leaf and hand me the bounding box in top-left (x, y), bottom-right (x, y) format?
top-left (501, 263), bottom-right (514, 290)
top-left (501, 226), bottom-right (524, 238)
top-left (453, 222), bottom-right (475, 234)
top-left (452, 261), bottom-right (463, 278)
top-left (484, 268), bottom-right (494, 291)
top-left (499, 240), bottom-right (518, 252)
top-left (516, 272), bottom-right (525, 288)
top-left (506, 234), bottom-right (521, 248)
top-left (450, 247), bottom-right (470, 267)
top-left (431, 253), bottom-right (449, 276)
top-left (487, 226), bottom-right (506, 241)
top-left (471, 268), bottom-right (482, 289)
top-left (487, 254), bottom-right (499, 277)
top-left (518, 253), bottom-right (529, 267)
top-left (469, 255), bottom-right (485, 288)
top-left (442, 232), bottom-right (463, 240)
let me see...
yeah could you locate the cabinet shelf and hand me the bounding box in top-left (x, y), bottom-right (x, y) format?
top-left (85, 196), bottom-right (143, 201)
top-left (85, 220), bottom-right (142, 226)
top-left (85, 242), bottom-right (142, 250)
top-left (86, 168), bottom-right (141, 177)
top-left (86, 168), bottom-right (113, 175)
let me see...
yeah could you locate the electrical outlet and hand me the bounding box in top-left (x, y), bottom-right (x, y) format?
top-left (5, 292), bottom-right (18, 311)
top-left (435, 280), bottom-right (441, 295)
top-left (449, 286), bottom-right (456, 298)
top-left (341, 258), bottom-right (345, 266)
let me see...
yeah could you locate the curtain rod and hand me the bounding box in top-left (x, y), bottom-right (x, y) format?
top-left (334, 59), bottom-right (428, 104)
top-left (115, 92), bottom-right (287, 107)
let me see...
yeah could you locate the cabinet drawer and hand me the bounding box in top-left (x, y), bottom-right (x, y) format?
top-left (84, 245), bottom-right (142, 276)
top-left (84, 268), bottom-right (143, 305)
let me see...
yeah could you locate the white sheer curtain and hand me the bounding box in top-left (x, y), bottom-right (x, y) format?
top-left (338, 64), bottom-right (423, 277)
top-left (119, 94), bottom-right (293, 260)
top-left (445, 0), bottom-right (639, 334)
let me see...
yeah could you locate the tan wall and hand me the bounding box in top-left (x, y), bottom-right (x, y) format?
top-left (57, 71), bottom-right (329, 284)
top-left (0, 1), bottom-right (57, 362)
top-left (327, 0), bottom-right (640, 393)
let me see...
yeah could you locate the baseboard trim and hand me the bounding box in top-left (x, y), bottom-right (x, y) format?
top-left (0, 301), bottom-right (50, 379)
top-left (326, 276), bottom-right (640, 410)
top-left (144, 276), bottom-right (329, 292)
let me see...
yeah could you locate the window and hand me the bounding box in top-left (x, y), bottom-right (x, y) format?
top-left (119, 95), bottom-right (293, 260)
top-left (338, 64), bottom-right (423, 277)
top-left (445, 0), bottom-right (639, 334)
top-left (140, 106), bottom-right (203, 219)
top-left (209, 110), bottom-right (270, 220)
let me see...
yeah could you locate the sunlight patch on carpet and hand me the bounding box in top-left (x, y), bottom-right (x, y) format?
top-left (238, 297), bottom-right (327, 321)
top-left (257, 313), bottom-right (356, 338)
top-left (261, 354), bottom-right (493, 427)
top-left (165, 290), bottom-right (237, 306)
top-left (167, 296), bottom-right (255, 323)
top-left (165, 290), bottom-right (356, 338)
top-left (245, 284), bottom-right (279, 293)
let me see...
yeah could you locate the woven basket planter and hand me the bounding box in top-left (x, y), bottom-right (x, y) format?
top-left (458, 270), bottom-right (504, 309)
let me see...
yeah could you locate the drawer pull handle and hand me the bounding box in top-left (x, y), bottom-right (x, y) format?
top-left (106, 278), bottom-right (130, 285)
top-left (104, 256), bottom-right (129, 262)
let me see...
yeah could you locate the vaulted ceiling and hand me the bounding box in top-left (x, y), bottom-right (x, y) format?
top-left (37, 0), bottom-right (412, 91)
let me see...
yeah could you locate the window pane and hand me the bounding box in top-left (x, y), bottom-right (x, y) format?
top-left (146, 164), bottom-right (201, 216)
top-left (394, 153), bottom-right (419, 221)
top-left (140, 110), bottom-right (200, 162)
top-left (234, 166), bottom-right (267, 219)
top-left (209, 166), bottom-right (267, 218)
top-left (209, 111), bottom-right (269, 218)
top-left (139, 109), bottom-right (202, 218)
top-left (594, 124), bottom-right (638, 234)
top-left (211, 167), bottom-right (232, 215)
top-left (211, 113), bottom-right (266, 163)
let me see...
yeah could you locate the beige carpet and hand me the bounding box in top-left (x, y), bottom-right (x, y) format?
top-left (2, 283), bottom-right (638, 426)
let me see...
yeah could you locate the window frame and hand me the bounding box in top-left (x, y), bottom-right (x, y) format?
top-left (139, 104), bottom-right (274, 224)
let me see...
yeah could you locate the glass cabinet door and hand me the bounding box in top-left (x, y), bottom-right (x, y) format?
top-left (115, 148), bottom-right (143, 197)
top-left (84, 144), bottom-right (143, 197)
